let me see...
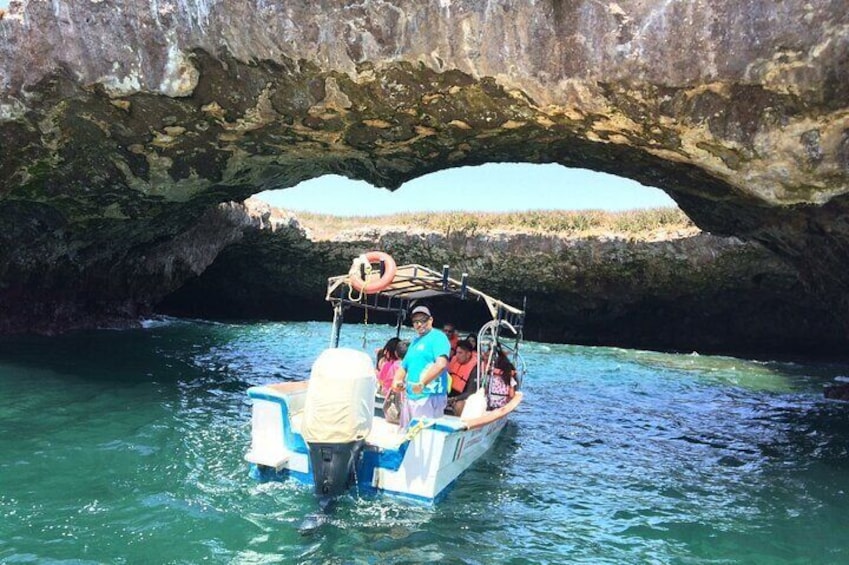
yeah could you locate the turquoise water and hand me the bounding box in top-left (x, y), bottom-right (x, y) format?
top-left (2, 319), bottom-right (849, 564)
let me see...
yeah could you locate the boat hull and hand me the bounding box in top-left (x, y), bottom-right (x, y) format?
top-left (246, 382), bottom-right (521, 503)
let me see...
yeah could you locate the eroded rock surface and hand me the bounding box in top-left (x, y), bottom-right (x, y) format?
top-left (161, 204), bottom-right (836, 358)
top-left (1, 1), bottom-right (848, 351)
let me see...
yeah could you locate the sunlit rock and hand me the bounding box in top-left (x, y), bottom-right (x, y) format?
top-left (0, 0), bottom-right (848, 353)
top-left (160, 207), bottom-right (840, 358)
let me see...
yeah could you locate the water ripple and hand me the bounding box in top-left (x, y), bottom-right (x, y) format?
top-left (2, 322), bottom-right (849, 562)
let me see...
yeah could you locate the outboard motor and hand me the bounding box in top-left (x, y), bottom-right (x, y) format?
top-left (301, 348), bottom-right (375, 498)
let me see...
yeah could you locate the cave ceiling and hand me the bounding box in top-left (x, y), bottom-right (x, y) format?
top-left (0, 0), bottom-right (848, 333)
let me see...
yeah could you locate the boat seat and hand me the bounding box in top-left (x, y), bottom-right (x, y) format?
top-left (366, 417), bottom-right (407, 450)
top-left (245, 448), bottom-right (290, 470)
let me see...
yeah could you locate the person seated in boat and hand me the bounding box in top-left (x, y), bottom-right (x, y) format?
top-left (376, 337), bottom-right (402, 395)
top-left (465, 333), bottom-right (478, 353)
top-left (443, 322), bottom-right (459, 357)
top-left (392, 305), bottom-right (451, 427)
top-left (487, 346), bottom-right (517, 410)
top-left (447, 339), bottom-right (479, 417)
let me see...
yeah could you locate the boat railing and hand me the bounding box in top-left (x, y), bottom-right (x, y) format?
top-left (475, 319), bottom-right (524, 396)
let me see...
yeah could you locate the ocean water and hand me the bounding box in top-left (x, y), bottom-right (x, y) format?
top-left (1, 319), bottom-right (849, 564)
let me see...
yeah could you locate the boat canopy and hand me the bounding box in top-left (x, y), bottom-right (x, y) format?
top-left (326, 263), bottom-right (525, 332)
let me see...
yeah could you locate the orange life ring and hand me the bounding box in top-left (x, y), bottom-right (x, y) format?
top-left (349, 251), bottom-right (397, 294)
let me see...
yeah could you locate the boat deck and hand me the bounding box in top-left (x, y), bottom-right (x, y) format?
top-left (366, 417), bottom-right (407, 449)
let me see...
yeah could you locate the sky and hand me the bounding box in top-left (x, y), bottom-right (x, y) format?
top-left (255, 163), bottom-right (677, 216)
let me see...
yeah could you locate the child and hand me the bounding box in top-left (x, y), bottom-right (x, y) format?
top-left (377, 338), bottom-right (407, 395)
top-left (487, 346), bottom-right (517, 409)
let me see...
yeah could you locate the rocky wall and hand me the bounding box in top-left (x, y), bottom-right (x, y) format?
top-left (159, 207), bottom-right (839, 357)
top-left (0, 1), bottom-right (848, 350)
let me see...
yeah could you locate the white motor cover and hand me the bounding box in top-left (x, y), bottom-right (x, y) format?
top-left (302, 348), bottom-right (376, 443)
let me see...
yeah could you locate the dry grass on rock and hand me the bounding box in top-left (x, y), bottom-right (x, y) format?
top-left (290, 208), bottom-right (698, 242)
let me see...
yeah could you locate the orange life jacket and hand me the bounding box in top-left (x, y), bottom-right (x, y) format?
top-left (448, 354), bottom-right (477, 394)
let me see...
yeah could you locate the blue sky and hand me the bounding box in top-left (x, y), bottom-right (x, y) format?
top-left (256, 163), bottom-right (676, 216)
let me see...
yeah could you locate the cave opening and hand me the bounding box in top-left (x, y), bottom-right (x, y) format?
top-left (156, 158), bottom-right (849, 358)
top-left (252, 162), bottom-right (679, 218)
top-left (159, 161), bottom-right (698, 340)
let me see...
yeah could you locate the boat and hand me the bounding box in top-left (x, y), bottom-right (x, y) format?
top-left (244, 252), bottom-right (527, 503)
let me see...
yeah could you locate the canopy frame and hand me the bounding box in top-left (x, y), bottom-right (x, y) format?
top-left (325, 263), bottom-right (526, 348)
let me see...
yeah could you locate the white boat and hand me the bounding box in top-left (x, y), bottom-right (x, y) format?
top-left (245, 253), bottom-right (526, 503)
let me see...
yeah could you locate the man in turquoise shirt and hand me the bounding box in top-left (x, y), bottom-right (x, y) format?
top-left (392, 305), bottom-right (451, 427)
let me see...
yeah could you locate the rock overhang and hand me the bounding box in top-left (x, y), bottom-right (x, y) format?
top-left (0, 0), bottom-right (848, 342)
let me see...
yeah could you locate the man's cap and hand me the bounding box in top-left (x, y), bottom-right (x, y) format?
top-left (411, 305), bottom-right (432, 318)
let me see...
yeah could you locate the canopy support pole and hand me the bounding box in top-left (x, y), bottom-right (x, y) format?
top-left (395, 307), bottom-right (405, 338)
top-left (330, 303), bottom-right (344, 348)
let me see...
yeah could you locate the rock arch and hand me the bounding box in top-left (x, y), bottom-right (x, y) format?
top-left (0, 1), bottom-right (848, 348)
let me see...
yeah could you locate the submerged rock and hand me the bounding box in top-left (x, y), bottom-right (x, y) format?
top-left (824, 384), bottom-right (849, 401)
